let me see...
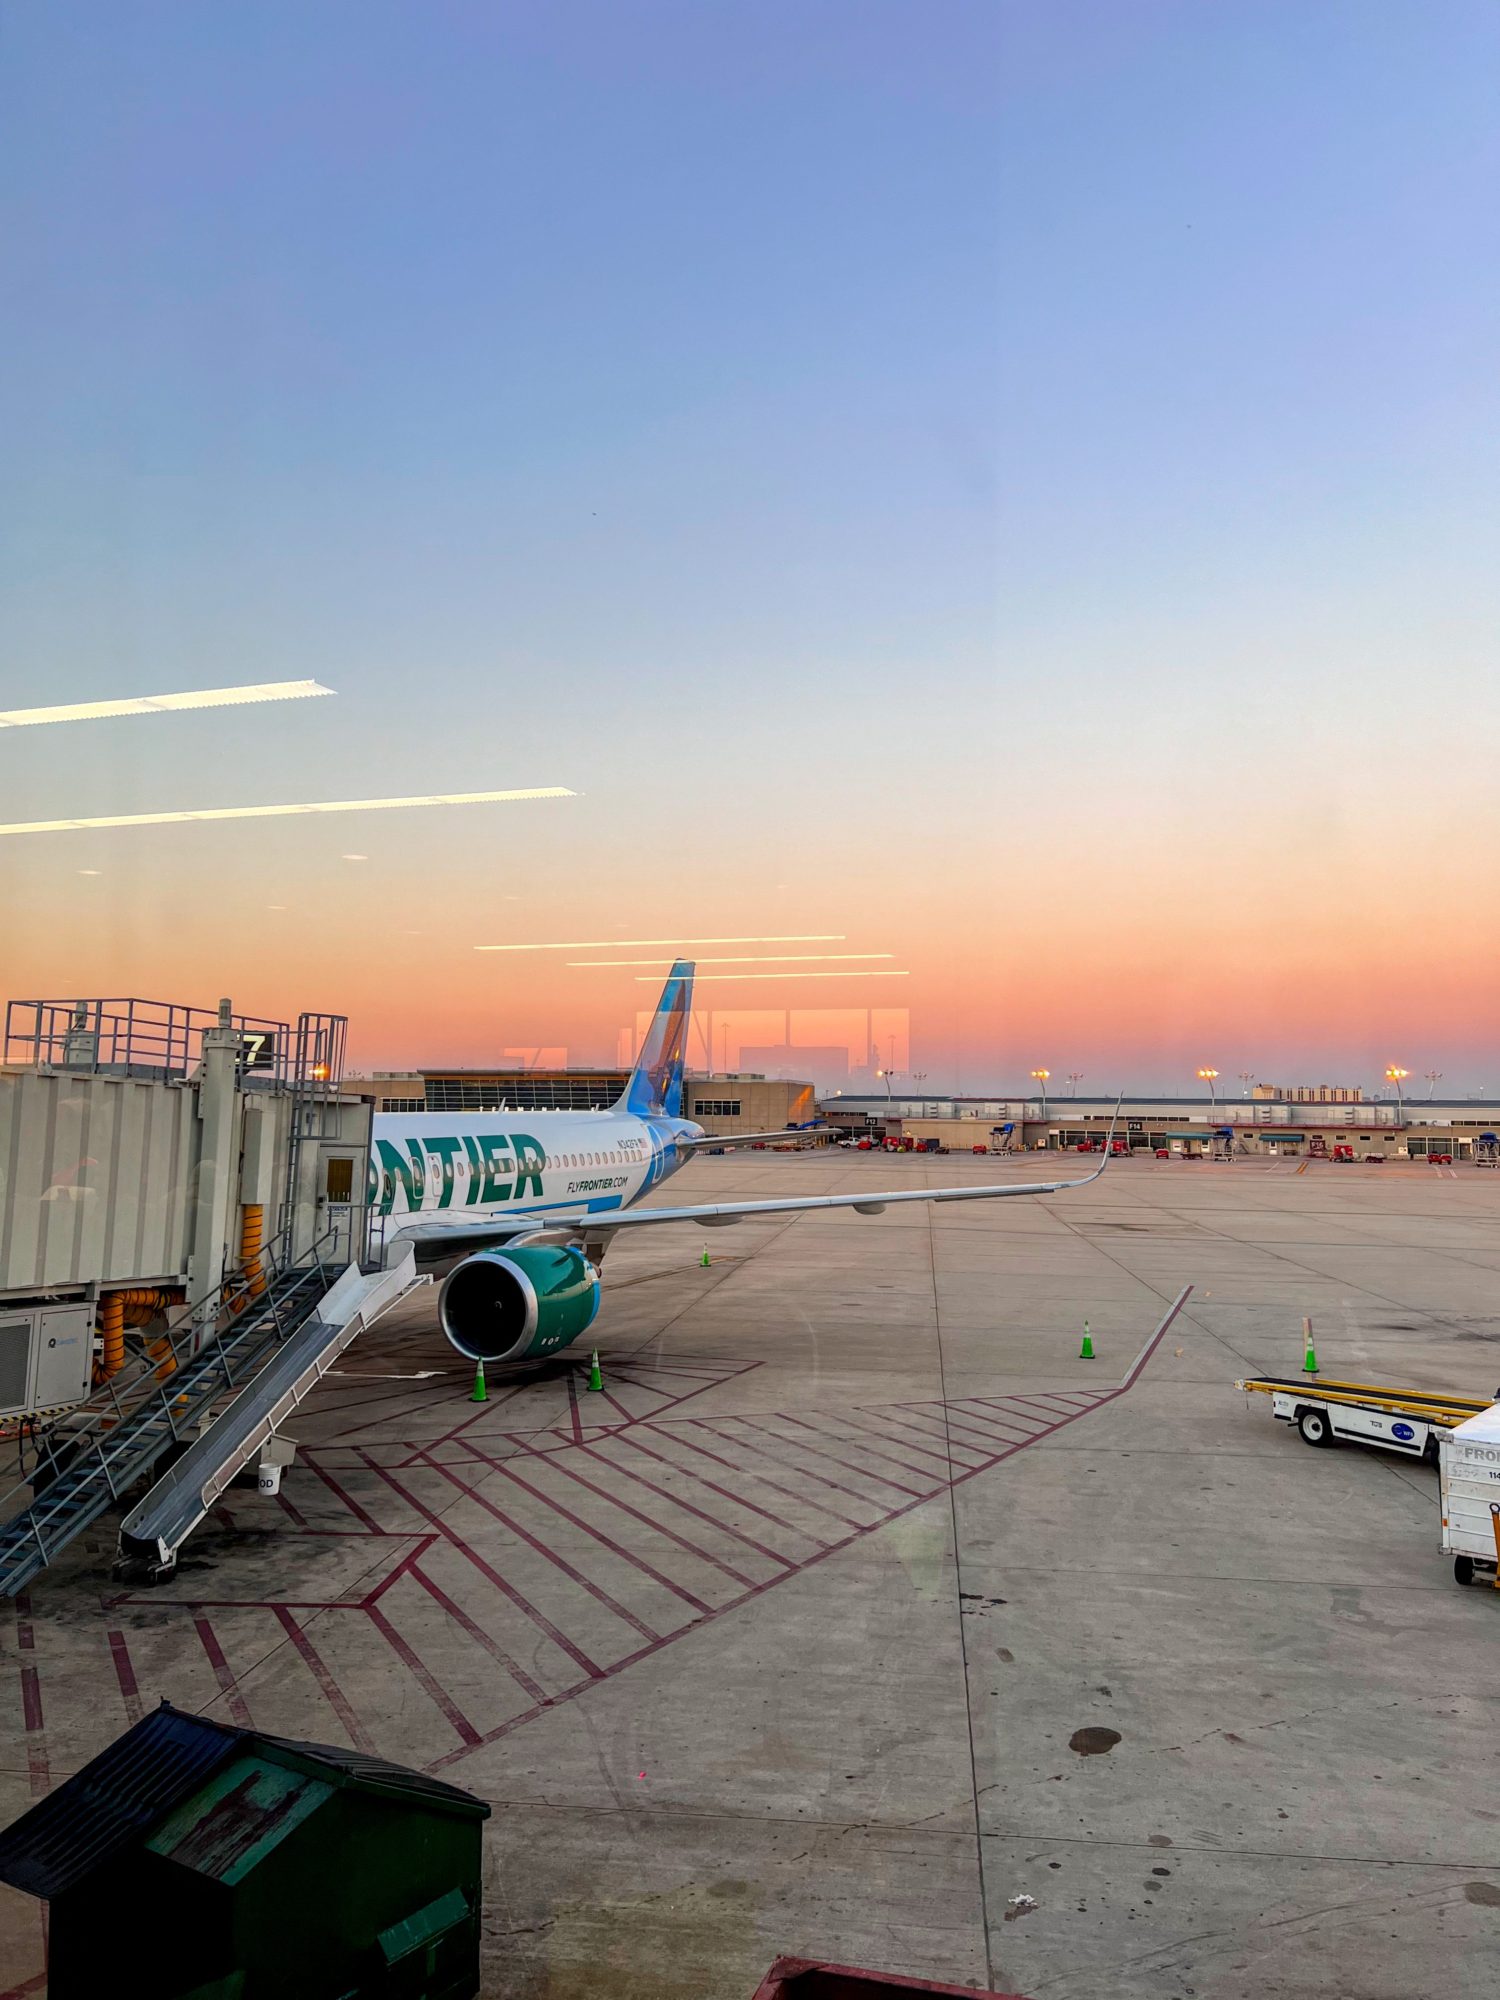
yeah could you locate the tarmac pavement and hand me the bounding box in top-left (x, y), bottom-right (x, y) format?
top-left (2, 1150), bottom-right (1499, 1997)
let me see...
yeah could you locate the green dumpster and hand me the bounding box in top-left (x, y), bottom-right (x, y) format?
top-left (0, 1700), bottom-right (490, 1999)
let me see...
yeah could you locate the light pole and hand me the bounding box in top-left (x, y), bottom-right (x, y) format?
top-left (1030, 1068), bottom-right (1050, 1130)
top-left (1425, 1069), bottom-right (1442, 1099)
top-left (1066, 1071), bottom-right (1084, 1097)
top-left (1385, 1066), bottom-right (1409, 1124)
top-left (1238, 1071), bottom-right (1254, 1097)
top-left (877, 1067), bottom-right (900, 1108)
top-left (1197, 1067), bottom-right (1219, 1117)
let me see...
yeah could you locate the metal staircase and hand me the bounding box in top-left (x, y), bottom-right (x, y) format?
top-left (119, 1247), bottom-right (423, 1580)
top-left (0, 1246), bottom-right (340, 1600)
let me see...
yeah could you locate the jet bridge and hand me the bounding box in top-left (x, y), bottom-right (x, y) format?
top-left (0, 989), bottom-right (392, 1592)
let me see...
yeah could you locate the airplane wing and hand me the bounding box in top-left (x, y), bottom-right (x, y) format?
top-left (391, 1101), bottom-right (1122, 1259)
top-left (521, 1104), bottom-right (1122, 1242)
top-left (523, 1153), bottom-right (1110, 1236)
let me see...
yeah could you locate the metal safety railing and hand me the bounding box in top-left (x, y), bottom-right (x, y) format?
top-left (0, 1226), bottom-right (346, 1599)
top-left (3, 996), bottom-right (290, 1084)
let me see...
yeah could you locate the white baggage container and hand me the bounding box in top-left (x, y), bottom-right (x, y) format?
top-left (1440, 1405), bottom-right (1500, 1587)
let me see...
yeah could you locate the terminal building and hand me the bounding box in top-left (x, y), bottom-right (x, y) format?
top-left (820, 1086), bottom-right (1500, 1160)
top-left (347, 1069), bottom-right (819, 1135)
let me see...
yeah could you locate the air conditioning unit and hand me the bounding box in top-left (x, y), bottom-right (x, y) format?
top-left (0, 1305), bottom-right (94, 1420)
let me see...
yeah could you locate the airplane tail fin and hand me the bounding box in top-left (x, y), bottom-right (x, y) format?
top-left (617, 959), bottom-right (694, 1117)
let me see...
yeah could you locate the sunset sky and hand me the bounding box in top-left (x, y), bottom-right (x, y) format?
top-left (3, 2), bottom-right (1498, 1091)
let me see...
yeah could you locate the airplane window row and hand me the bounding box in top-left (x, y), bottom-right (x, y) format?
top-left (398, 1142), bottom-right (643, 1185)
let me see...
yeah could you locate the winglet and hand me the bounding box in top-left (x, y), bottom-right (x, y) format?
top-left (1078, 1091), bottom-right (1125, 1185)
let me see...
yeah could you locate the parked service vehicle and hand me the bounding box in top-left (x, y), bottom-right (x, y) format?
top-left (1238, 1374), bottom-right (1495, 1461)
top-left (1441, 1407), bottom-right (1500, 1586)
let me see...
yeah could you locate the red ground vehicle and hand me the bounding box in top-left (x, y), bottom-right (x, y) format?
top-left (1155, 1148), bottom-right (1170, 1159)
top-left (1428, 1152), bottom-right (1454, 1165)
top-left (971, 1144), bottom-right (987, 1154)
top-left (1332, 1144), bottom-right (1355, 1162)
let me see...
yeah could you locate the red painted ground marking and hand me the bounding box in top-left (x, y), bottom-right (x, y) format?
top-left (870, 1406), bottom-right (1024, 1456)
top-left (466, 1432), bottom-right (765, 1587)
top-left (358, 1455), bottom-right (606, 1679)
top-left (360, 1537), bottom-right (441, 1606)
top-left (612, 1356), bottom-right (750, 1382)
top-left (906, 1405), bottom-right (1048, 1449)
top-left (735, 1415), bottom-right (930, 1499)
top-left (991, 1393), bottom-right (1091, 1420)
top-left (574, 1368), bottom-right (634, 1425)
top-left (107, 1627), bottom-right (143, 1726)
top-left (413, 1379), bottom-right (537, 1455)
top-left (276, 1488), bottom-right (311, 1529)
top-left (13, 1594), bottom-right (49, 1797)
top-left (649, 1423), bottom-right (868, 1532)
top-left (272, 1606), bottom-right (376, 1752)
top-left (0, 1972), bottom-right (47, 1998)
top-left (607, 1426), bottom-right (826, 1552)
top-left (192, 1612), bottom-right (253, 1727)
top-left (95, 1295), bottom-right (1185, 1781)
top-left (424, 1450), bottom-right (708, 1621)
top-left (405, 1560), bottom-right (552, 1705)
top-left (690, 1419), bottom-right (888, 1518)
top-left (302, 1455), bottom-right (388, 1535)
top-left (366, 1601), bottom-right (482, 1747)
top-left (310, 1379), bottom-right (464, 1443)
top-left (793, 1409), bottom-right (983, 1476)
top-left (573, 1434), bottom-right (799, 1569)
top-left (430, 1288), bottom-right (1192, 1772)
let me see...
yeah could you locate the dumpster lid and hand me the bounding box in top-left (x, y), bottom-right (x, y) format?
top-left (0, 1702), bottom-right (487, 1901)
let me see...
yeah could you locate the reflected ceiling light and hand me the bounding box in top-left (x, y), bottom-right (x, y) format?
top-left (638, 969), bottom-right (910, 982)
top-left (477, 933), bottom-right (843, 952)
top-left (0, 786), bottom-right (574, 837)
top-left (0, 678), bottom-right (335, 728)
top-left (571, 952), bottom-right (891, 968)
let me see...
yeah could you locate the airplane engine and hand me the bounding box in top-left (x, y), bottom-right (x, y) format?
top-left (438, 1245), bottom-right (600, 1364)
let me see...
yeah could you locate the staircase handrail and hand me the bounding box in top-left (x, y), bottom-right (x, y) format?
top-left (0, 1226), bottom-right (343, 1525)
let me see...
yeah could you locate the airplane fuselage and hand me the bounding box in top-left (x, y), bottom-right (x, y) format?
top-left (369, 1108), bottom-right (704, 1226)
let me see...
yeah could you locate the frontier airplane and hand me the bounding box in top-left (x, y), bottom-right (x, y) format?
top-left (371, 960), bottom-right (1112, 1367)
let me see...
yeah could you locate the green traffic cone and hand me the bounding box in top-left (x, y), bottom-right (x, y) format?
top-left (587, 1348), bottom-right (603, 1393)
top-left (469, 1358), bottom-right (488, 1403)
top-left (1302, 1318), bottom-right (1318, 1375)
top-left (700, 1244), bottom-right (711, 1268)
top-left (1080, 1320), bottom-right (1095, 1361)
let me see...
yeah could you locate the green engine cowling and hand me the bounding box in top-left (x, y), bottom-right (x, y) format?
top-left (438, 1245), bottom-right (600, 1364)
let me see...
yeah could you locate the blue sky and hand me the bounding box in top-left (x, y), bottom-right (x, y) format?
top-left (2, 2), bottom-right (1497, 1082)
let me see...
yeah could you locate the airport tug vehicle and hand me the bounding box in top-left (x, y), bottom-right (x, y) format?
top-left (1237, 1374), bottom-right (1495, 1460)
